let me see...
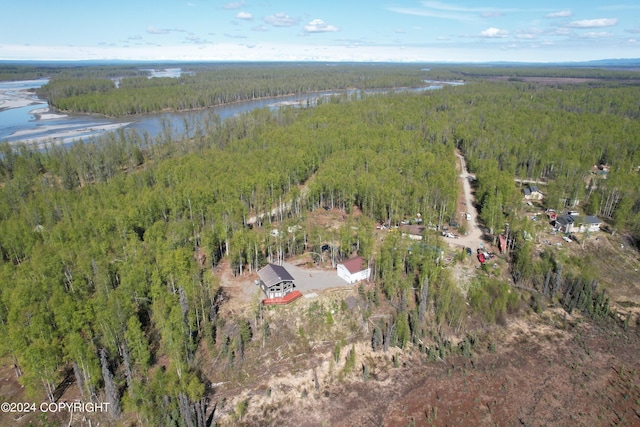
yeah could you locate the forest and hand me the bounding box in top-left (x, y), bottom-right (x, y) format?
top-left (35, 63), bottom-right (429, 116)
top-left (1, 63), bottom-right (640, 425)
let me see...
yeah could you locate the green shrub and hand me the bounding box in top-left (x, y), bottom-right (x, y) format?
top-left (468, 278), bottom-right (519, 323)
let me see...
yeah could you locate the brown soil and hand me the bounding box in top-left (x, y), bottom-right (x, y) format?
top-left (231, 310), bottom-right (640, 427)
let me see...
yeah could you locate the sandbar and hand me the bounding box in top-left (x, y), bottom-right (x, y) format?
top-left (1, 83), bottom-right (132, 146)
top-left (0, 88), bottom-right (46, 111)
top-left (10, 122), bottom-right (133, 147)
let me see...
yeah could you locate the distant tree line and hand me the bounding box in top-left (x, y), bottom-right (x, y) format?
top-left (38, 63), bottom-right (429, 117)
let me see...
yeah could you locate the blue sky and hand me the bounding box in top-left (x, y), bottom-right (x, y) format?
top-left (1, 1), bottom-right (639, 62)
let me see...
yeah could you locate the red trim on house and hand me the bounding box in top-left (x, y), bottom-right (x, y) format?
top-left (262, 290), bottom-right (303, 305)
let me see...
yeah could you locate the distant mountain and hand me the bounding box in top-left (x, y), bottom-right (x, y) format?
top-left (462, 58), bottom-right (640, 69)
top-left (573, 58), bottom-right (640, 68)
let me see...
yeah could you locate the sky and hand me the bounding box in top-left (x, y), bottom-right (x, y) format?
top-left (1, 1), bottom-right (640, 63)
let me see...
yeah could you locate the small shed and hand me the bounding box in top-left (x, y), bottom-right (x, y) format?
top-left (337, 256), bottom-right (371, 284)
top-left (257, 263), bottom-right (295, 299)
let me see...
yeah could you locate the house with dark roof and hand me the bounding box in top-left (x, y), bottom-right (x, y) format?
top-left (556, 214), bottom-right (602, 234)
top-left (523, 184), bottom-right (543, 200)
top-left (579, 216), bottom-right (602, 233)
top-left (556, 214), bottom-right (575, 233)
top-left (337, 256), bottom-right (370, 284)
top-left (257, 263), bottom-right (295, 299)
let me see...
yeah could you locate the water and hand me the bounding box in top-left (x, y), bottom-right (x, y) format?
top-left (0, 73), bottom-right (459, 147)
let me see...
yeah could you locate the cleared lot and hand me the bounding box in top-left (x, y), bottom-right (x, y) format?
top-left (282, 261), bottom-right (353, 294)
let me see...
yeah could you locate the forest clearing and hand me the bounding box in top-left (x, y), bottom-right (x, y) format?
top-left (1, 63), bottom-right (640, 426)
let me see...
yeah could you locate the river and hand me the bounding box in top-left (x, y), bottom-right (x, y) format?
top-left (0, 70), bottom-right (462, 148)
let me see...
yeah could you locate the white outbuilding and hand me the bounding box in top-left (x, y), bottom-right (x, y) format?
top-left (337, 256), bottom-right (370, 284)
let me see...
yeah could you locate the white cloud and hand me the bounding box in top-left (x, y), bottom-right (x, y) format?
top-left (551, 27), bottom-right (572, 36)
top-left (0, 41), bottom-right (623, 63)
top-left (304, 19), bottom-right (339, 33)
top-left (184, 34), bottom-right (209, 44)
top-left (251, 25), bottom-right (269, 32)
top-left (545, 10), bottom-right (572, 18)
top-left (581, 32), bottom-right (614, 38)
top-left (224, 0), bottom-right (244, 10)
top-left (567, 18), bottom-right (618, 28)
top-left (515, 27), bottom-right (542, 40)
top-left (264, 13), bottom-right (300, 27)
top-left (388, 2), bottom-right (519, 21)
top-left (479, 27), bottom-right (509, 38)
top-left (421, 1), bottom-right (491, 13)
top-left (147, 26), bottom-right (170, 35)
top-left (626, 26), bottom-right (640, 34)
top-left (236, 11), bottom-right (253, 20)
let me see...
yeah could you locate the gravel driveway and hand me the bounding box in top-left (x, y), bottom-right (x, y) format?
top-left (453, 150), bottom-right (486, 251)
top-left (282, 261), bottom-right (352, 294)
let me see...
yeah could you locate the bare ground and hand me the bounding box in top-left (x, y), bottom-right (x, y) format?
top-left (224, 309), bottom-right (640, 427)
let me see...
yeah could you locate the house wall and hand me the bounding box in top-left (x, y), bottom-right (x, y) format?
top-left (337, 265), bottom-right (371, 284)
top-left (577, 224), bottom-right (601, 233)
top-left (560, 222), bottom-right (574, 233)
top-left (261, 280), bottom-right (293, 298)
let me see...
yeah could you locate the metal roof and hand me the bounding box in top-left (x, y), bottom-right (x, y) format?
top-left (258, 264), bottom-right (295, 288)
top-left (340, 256), bottom-right (367, 274)
top-left (556, 214), bottom-right (575, 225)
top-left (583, 216), bottom-right (601, 224)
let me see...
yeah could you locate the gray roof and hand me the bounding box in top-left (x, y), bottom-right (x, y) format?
top-left (258, 264), bottom-right (295, 288)
top-left (556, 214), bottom-right (575, 225)
top-left (583, 216), bottom-right (601, 224)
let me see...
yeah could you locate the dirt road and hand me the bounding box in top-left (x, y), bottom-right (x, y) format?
top-left (449, 151), bottom-right (485, 251)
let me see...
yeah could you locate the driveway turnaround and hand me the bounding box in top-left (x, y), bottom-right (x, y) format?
top-left (282, 262), bottom-right (353, 294)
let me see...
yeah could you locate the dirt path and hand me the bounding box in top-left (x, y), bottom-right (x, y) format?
top-left (449, 150), bottom-right (485, 252)
top-left (246, 183), bottom-right (311, 226)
